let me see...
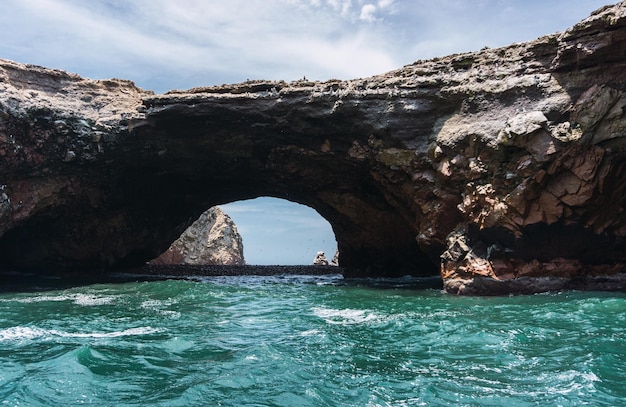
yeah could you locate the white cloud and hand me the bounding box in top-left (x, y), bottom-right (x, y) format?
top-left (360, 4), bottom-right (378, 22)
top-left (0, 0), bottom-right (609, 93)
top-left (325, 0), bottom-right (353, 16)
top-left (0, 0), bottom-right (405, 90)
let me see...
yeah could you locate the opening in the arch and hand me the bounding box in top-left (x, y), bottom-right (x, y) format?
top-left (150, 197), bottom-right (338, 267)
top-left (221, 197), bottom-right (338, 266)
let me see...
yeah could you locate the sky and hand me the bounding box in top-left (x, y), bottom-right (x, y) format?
top-left (0, 0), bottom-right (614, 264)
top-left (220, 198), bottom-right (337, 265)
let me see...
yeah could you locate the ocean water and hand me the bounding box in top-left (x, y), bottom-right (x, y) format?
top-left (0, 273), bottom-right (624, 406)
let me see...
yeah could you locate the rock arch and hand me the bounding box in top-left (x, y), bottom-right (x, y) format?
top-left (1, 4), bottom-right (626, 293)
top-left (0, 67), bottom-right (438, 276)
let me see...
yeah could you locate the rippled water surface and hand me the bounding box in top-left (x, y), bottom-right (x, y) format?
top-left (0, 274), bottom-right (624, 406)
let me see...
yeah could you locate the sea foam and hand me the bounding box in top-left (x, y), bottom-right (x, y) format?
top-left (311, 306), bottom-right (381, 325)
top-left (0, 326), bottom-right (162, 341)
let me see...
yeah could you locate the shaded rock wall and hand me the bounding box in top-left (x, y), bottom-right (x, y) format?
top-left (1, 3), bottom-right (625, 293)
top-left (150, 207), bottom-right (244, 266)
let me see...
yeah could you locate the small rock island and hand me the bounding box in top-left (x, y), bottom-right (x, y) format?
top-left (150, 206), bottom-right (245, 266)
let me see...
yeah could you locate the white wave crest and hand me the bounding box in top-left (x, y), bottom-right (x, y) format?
top-left (140, 299), bottom-right (181, 319)
top-left (6, 293), bottom-right (116, 306)
top-left (0, 326), bottom-right (162, 341)
top-left (312, 306), bottom-right (380, 325)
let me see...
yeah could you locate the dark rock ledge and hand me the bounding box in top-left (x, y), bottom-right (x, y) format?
top-left (136, 264), bottom-right (343, 277)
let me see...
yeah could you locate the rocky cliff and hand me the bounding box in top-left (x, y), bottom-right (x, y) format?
top-left (150, 206), bottom-right (244, 266)
top-left (1, 3), bottom-right (625, 294)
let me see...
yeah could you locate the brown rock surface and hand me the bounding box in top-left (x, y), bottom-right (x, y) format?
top-left (1, 3), bottom-right (626, 293)
top-left (150, 207), bottom-right (244, 266)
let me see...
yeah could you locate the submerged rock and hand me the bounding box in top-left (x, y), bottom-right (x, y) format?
top-left (150, 207), bottom-right (244, 266)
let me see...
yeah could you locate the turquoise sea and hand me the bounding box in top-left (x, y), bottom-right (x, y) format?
top-left (0, 273), bottom-right (624, 406)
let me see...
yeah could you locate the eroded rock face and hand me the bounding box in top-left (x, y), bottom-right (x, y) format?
top-left (150, 207), bottom-right (244, 266)
top-left (1, 3), bottom-right (626, 293)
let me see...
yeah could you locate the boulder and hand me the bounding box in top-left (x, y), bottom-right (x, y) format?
top-left (150, 207), bottom-right (244, 266)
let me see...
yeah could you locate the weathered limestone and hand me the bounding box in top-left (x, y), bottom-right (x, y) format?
top-left (1, 3), bottom-right (626, 293)
top-left (150, 207), bottom-right (244, 266)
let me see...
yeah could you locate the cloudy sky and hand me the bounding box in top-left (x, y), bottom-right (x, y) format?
top-left (0, 0), bottom-right (612, 264)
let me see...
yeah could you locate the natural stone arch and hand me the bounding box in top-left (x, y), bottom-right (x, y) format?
top-left (0, 74), bottom-right (439, 276)
top-left (2, 4), bottom-right (626, 293)
top-left (124, 97), bottom-right (439, 276)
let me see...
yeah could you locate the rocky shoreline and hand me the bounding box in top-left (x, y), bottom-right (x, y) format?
top-left (2, 264), bottom-right (625, 295)
top-left (0, 265), bottom-right (343, 293)
top-left (445, 274), bottom-right (626, 295)
top-left (126, 264), bottom-right (343, 277)
top-left (120, 266), bottom-right (625, 295)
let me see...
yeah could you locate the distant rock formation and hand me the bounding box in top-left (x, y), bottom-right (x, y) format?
top-left (313, 250), bottom-right (339, 266)
top-left (313, 251), bottom-right (329, 266)
top-left (150, 207), bottom-right (245, 266)
top-left (330, 250), bottom-right (339, 266)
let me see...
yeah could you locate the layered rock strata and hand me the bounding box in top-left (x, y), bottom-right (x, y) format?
top-left (1, 3), bottom-right (626, 293)
top-left (150, 206), bottom-right (244, 266)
